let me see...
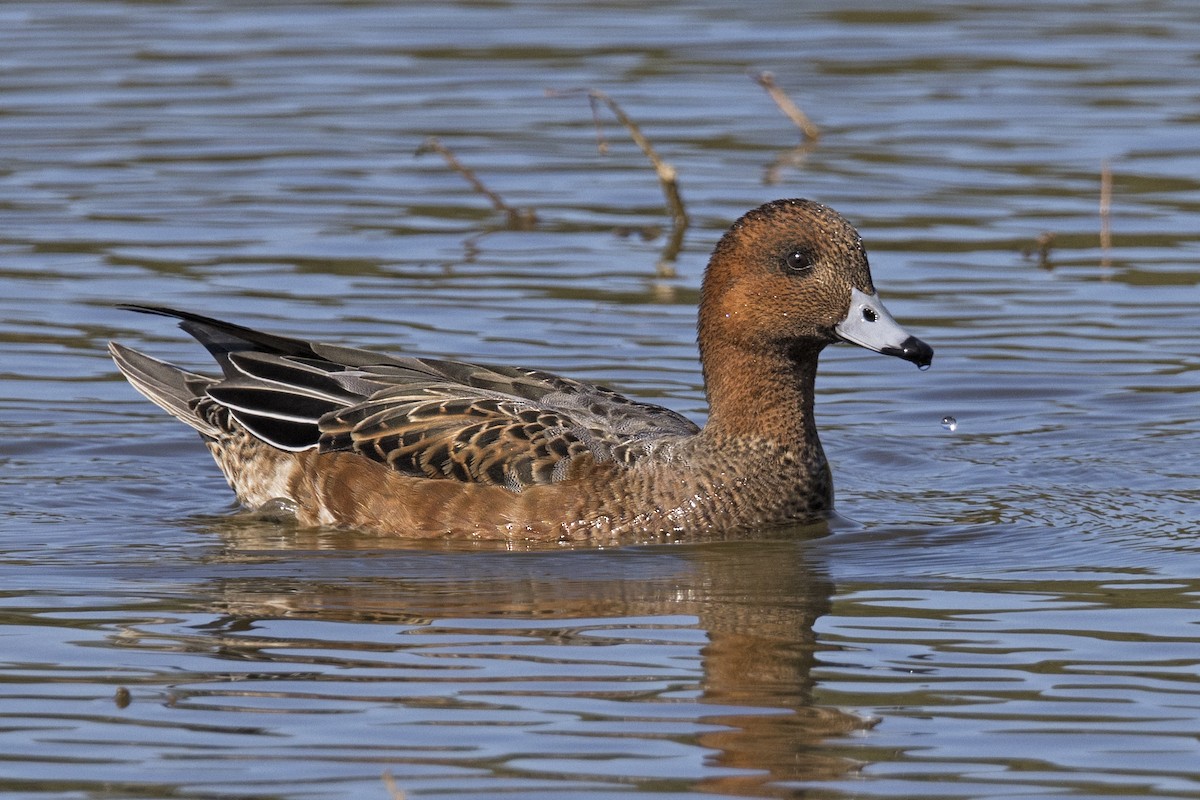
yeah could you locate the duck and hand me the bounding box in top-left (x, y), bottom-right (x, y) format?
top-left (109, 198), bottom-right (932, 541)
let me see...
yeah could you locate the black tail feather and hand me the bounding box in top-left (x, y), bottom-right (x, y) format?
top-left (117, 304), bottom-right (320, 376)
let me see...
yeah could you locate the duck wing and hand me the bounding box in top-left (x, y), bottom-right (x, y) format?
top-left (117, 305), bottom-right (700, 491)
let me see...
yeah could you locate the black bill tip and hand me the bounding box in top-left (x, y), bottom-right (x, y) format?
top-left (882, 336), bottom-right (934, 369)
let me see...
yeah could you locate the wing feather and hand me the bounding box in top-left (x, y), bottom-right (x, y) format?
top-left (113, 305), bottom-right (700, 491)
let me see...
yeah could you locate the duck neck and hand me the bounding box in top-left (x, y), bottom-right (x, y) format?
top-left (700, 339), bottom-right (825, 450)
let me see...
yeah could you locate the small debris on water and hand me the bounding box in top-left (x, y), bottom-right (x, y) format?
top-left (941, 416), bottom-right (958, 432)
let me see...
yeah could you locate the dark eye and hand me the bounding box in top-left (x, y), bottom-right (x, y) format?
top-left (784, 250), bottom-right (812, 273)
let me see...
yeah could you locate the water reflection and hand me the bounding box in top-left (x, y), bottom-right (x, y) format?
top-left (172, 521), bottom-right (859, 793)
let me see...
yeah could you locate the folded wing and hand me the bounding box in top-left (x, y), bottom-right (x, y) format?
top-left (112, 305), bottom-right (700, 491)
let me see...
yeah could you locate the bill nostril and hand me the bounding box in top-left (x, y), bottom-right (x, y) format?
top-left (862, 307), bottom-right (878, 323)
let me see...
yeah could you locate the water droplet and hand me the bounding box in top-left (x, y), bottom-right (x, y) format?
top-left (941, 416), bottom-right (958, 432)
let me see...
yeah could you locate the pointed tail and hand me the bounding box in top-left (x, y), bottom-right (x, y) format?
top-left (108, 341), bottom-right (221, 438)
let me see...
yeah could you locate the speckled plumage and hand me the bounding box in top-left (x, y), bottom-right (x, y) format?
top-left (110, 199), bottom-right (932, 541)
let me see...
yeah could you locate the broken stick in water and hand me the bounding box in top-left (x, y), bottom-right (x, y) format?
top-left (1099, 160), bottom-right (1112, 266)
top-left (381, 771), bottom-right (406, 800)
top-left (549, 88), bottom-right (689, 275)
top-left (416, 137), bottom-right (537, 230)
top-left (753, 71), bottom-right (821, 142)
top-left (753, 71), bottom-right (821, 183)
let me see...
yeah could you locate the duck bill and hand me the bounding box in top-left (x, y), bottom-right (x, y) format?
top-left (835, 287), bottom-right (933, 368)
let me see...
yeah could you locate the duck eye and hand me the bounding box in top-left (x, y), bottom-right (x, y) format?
top-left (784, 250), bottom-right (812, 273)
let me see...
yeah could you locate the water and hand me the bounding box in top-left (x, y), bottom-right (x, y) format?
top-left (2, 1), bottom-right (1199, 797)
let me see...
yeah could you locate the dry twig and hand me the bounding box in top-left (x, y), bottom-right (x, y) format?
top-left (753, 71), bottom-right (821, 142)
top-left (416, 137), bottom-right (537, 230)
top-left (381, 770), bottom-right (406, 800)
top-left (549, 88), bottom-right (689, 273)
top-left (1099, 159), bottom-right (1112, 265)
top-left (753, 72), bottom-right (821, 184)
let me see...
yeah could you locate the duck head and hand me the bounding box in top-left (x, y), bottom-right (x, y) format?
top-left (699, 198), bottom-right (933, 369)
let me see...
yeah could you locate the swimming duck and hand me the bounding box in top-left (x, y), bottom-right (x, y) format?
top-left (110, 199), bottom-right (932, 540)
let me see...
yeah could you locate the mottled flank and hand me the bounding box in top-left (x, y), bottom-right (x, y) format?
top-left (109, 199), bottom-right (931, 540)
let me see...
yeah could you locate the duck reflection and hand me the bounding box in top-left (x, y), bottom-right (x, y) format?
top-left (191, 517), bottom-right (864, 794)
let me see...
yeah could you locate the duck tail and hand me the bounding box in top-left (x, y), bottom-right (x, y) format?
top-left (115, 304), bottom-right (317, 374)
top-left (108, 341), bottom-right (221, 438)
